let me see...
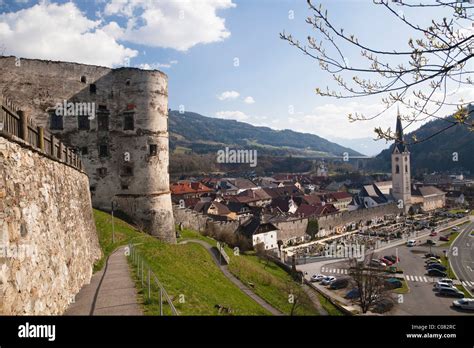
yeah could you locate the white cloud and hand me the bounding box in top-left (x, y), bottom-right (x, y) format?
top-left (137, 62), bottom-right (170, 69)
top-left (217, 90), bottom-right (240, 101)
top-left (0, 2), bottom-right (137, 67)
top-left (104, 0), bottom-right (236, 51)
top-left (243, 96), bottom-right (255, 104)
top-left (215, 110), bottom-right (249, 121)
top-left (271, 101), bottom-right (395, 139)
top-left (137, 60), bottom-right (178, 70)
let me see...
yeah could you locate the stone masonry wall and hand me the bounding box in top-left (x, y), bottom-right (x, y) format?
top-left (0, 136), bottom-right (101, 315)
top-left (0, 56), bottom-right (175, 242)
top-left (272, 218), bottom-right (308, 242)
top-left (172, 205), bottom-right (239, 236)
top-left (317, 203), bottom-right (402, 235)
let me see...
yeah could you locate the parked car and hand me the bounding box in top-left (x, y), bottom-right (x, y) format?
top-left (452, 226), bottom-right (460, 231)
top-left (425, 253), bottom-right (440, 258)
top-left (385, 278), bottom-right (403, 289)
top-left (321, 276), bottom-right (336, 285)
top-left (438, 287), bottom-right (465, 298)
top-left (426, 239), bottom-right (436, 246)
top-left (311, 274), bottom-right (325, 282)
top-left (452, 298), bottom-right (474, 310)
top-left (370, 259), bottom-right (386, 267)
top-left (372, 298), bottom-right (395, 313)
top-left (425, 259), bottom-right (442, 266)
top-left (407, 240), bottom-right (416, 247)
top-left (427, 264), bottom-right (447, 272)
top-left (380, 257), bottom-right (393, 266)
top-left (330, 278), bottom-right (349, 290)
top-left (439, 236), bottom-right (449, 242)
top-left (386, 266), bottom-right (403, 274)
top-left (345, 288), bottom-right (360, 300)
top-left (429, 231), bottom-right (438, 236)
top-left (384, 255), bottom-right (400, 263)
top-left (426, 256), bottom-right (441, 262)
top-left (428, 269), bottom-right (448, 277)
top-left (434, 283), bottom-right (455, 291)
top-left (439, 278), bottom-right (454, 285)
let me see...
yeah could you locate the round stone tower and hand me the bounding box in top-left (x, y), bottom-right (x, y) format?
top-left (0, 57), bottom-right (176, 243)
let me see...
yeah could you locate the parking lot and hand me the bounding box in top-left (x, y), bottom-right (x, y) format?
top-left (298, 218), bottom-right (474, 315)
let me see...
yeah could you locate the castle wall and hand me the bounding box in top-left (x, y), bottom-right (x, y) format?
top-left (316, 203), bottom-right (402, 234)
top-left (172, 205), bottom-right (239, 236)
top-left (272, 218), bottom-right (308, 242)
top-left (0, 57), bottom-right (175, 242)
top-left (0, 136), bottom-right (101, 314)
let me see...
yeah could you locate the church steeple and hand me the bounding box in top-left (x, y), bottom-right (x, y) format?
top-left (391, 105), bottom-right (411, 210)
top-left (393, 107), bottom-right (407, 153)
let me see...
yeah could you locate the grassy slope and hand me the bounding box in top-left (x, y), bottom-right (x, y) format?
top-left (93, 209), bottom-right (269, 315)
top-left (179, 229), bottom-right (320, 315)
top-left (316, 294), bottom-right (344, 316)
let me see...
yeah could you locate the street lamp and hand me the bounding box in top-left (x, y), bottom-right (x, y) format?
top-left (111, 200), bottom-right (118, 244)
top-left (443, 249), bottom-right (449, 276)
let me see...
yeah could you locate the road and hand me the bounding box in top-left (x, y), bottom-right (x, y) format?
top-left (450, 219), bottom-right (474, 295)
top-left (297, 224), bottom-right (474, 315)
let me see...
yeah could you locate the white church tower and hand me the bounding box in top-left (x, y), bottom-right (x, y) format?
top-left (391, 110), bottom-right (411, 209)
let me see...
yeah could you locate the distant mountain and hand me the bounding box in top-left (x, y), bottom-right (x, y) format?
top-left (169, 111), bottom-right (362, 157)
top-left (371, 115), bottom-right (474, 174)
top-left (326, 136), bottom-right (390, 157)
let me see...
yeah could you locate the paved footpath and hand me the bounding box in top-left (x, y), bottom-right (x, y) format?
top-left (65, 246), bottom-right (143, 315)
top-left (180, 239), bottom-right (284, 316)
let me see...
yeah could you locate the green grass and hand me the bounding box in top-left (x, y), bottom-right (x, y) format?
top-left (317, 294), bottom-right (344, 316)
top-left (94, 210), bottom-right (270, 315)
top-left (179, 228), bottom-right (321, 316)
top-left (439, 232), bottom-right (460, 247)
top-left (393, 279), bottom-right (410, 294)
top-left (448, 209), bottom-right (470, 215)
top-left (440, 256), bottom-right (456, 279)
top-left (455, 285), bottom-right (473, 298)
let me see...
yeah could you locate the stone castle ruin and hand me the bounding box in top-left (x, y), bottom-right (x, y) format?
top-left (0, 56), bottom-right (175, 243)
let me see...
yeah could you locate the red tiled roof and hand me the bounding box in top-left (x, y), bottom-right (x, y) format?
top-left (170, 181), bottom-right (213, 195)
top-left (234, 188), bottom-right (272, 203)
top-left (329, 192), bottom-right (352, 200)
top-left (302, 194), bottom-right (322, 205)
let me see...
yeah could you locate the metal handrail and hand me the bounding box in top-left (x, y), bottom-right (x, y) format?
top-left (127, 243), bottom-right (179, 316)
top-left (0, 94), bottom-right (83, 171)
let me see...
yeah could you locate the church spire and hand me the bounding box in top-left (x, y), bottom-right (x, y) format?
top-left (393, 106), bottom-right (407, 153)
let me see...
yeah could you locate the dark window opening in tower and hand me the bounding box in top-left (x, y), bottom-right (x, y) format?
top-left (123, 112), bottom-right (134, 130)
top-left (405, 164), bottom-right (408, 173)
top-left (81, 146), bottom-right (88, 155)
top-left (89, 84), bottom-right (96, 94)
top-left (122, 165), bottom-right (134, 177)
top-left (121, 183), bottom-right (129, 190)
top-left (98, 113), bottom-right (109, 131)
top-left (396, 165), bottom-right (400, 174)
top-left (149, 144), bottom-right (158, 156)
top-left (49, 111), bottom-right (63, 130)
top-left (97, 167), bottom-right (107, 177)
top-left (99, 144), bottom-right (108, 157)
top-left (80, 76), bottom-right (86, 83)
top-left (126, 79), bottom-right (131, 86)
top-left (78, 116), bottom-right (90, 130)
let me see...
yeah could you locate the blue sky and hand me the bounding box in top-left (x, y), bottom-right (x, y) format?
top-left (1, 0), bottom-right (472, 155)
